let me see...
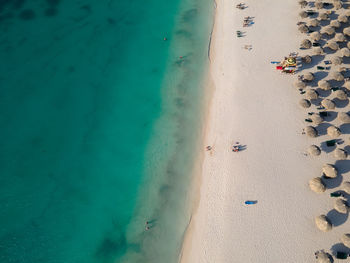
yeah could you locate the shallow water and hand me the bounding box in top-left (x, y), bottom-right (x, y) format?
top-left (0, 0), bottom-right (213, 262)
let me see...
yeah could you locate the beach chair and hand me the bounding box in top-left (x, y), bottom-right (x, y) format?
top-left (336, 252), bottom-right (348, 259)
top-left (305, 118), bottom-right (312, 123)
top-left (326, 140), bottom-right (336, 147)
top-left (330, 191), bottom-right (343, 197)
top-left (319, 111), bottom-right (328, 117)
top-left (331, 87), bottom-right (340, 91)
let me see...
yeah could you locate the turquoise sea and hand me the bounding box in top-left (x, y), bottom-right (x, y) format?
top-left (0, 1), bottom-right (213, 263)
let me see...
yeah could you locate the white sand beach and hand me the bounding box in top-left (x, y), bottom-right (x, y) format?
top-left (181, 0), bottom-right (350, 262)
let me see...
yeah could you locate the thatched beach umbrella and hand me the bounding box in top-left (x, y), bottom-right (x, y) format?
top-left (299, 98), bottom-right (311, 108)
top-left (308, 145), bottom-right (322, 156)
top-left (309, 177), bottom-right (326, 192)
top-left (330, 71), bottom-right (344, 81)
top-left (311, 31), bottom-right (321, 41)
top-left (315, 1), bottom-right (324, 9)
top-left (299, 24), bottom-right (309, 33)
top-left (331, 56), bottom-right (342, 65)
top-left (336, 66), bottom-right (347, 73)
top-left (322, 99), bottom-right (336, 109)
top-left (341, 234), bottom-right (350, 248)
top-left (344, 27), bottom-right (350, 37)
top-left (319, 12), bottom-right (329, 21)
top-left (343, 181), bottom-right (350, 194)
top-left (347, 42), bottom-right (350, 50)
top-left (334, 198), bottom-right (349, 214)
top-left (335, 33), bottom-right (346, 42)
top-left (300, 11), bottom-right (308, 18)
top-left (323, 163), bottom-right (338, 178)
top-left (313, 46), bottom-right (324, 55)
top-left (315, 251), bottom-right (332, 263)
top-left (306, 89), bottom-right (319, 100)
top-left (294, 80), bottom-right (306, 89)
top-left (334, 1), bottom-right (342, 9)
top-left (327, 126), bottom-right (341, 138)
top-left (304, 72), bottom-right (314, 81)
top-left (301, 39), bottom-right (312, 49)
top-left (334, 90), bottom-right (348, 100)
top-left (299, 0), bottom-right (308, 7)
top-left (305, 126), bottom-right (318, 137)
top-left (341, 47), bottom-right (350, 57)
top-left (322, 26), bottom-right (335, 36)
top-left (330, 20), bottom-right (341, 29)
top-left (338, 15), bottom-right (348, 23)
top-left (309, 19), bottom-right (320, 27)
top-left (345, 10), bottom-right (350, 17)
top-left (302, 55), bottom-right (312, 64)
top-left (318, 80), bottom-right (331, 90)
top-left (311, 113), bottom-right (324, 124)
top-left (334, 148), bottom-right (348, 159)
top-left (338, 112), bottom-right (350, 123)
top-left (326, 41), bottom-right (339, 51)
top-left (344, 81), bottom-right (350, 90)
top-left (315, 215), bottom-right (332, 232)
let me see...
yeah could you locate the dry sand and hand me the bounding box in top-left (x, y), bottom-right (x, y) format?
top-left (180, 0), bottom-right (350, 262)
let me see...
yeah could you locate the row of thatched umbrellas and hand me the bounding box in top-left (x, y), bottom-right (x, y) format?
top-left (297, 1), bottom-right (350, 262)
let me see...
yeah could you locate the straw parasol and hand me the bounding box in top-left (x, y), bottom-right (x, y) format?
top-left (315, 1), bottom-right (324, 9)
top-left (330, 20), bottom-right (341, 29)
top-left (330, 71), bottom-right (344, 81)
top-left (309, 19), bottom-right (320, 27)
top-left (323, 163), bottom-right (337, 178)
top-left (315, 251), bottom-right (332, 263)
top-left (345, 10), bottom-right (350, 17)
top-left (334, 90), bottom-right (348, 100)
top-left (338, 112), bottom-right (350, 123)
top-left (322, 26), bottom-right (335, 36)
top-left (343, 181), bottom-right (350, 194)
top-left (318, 80), bottom-right (331, 90)
top-left (303, 72), bottom-right (314, 81)
top-left (302, 55), bottom-right (312, 64)
top-left (336, 66), bottom-right (347, 73)
top-left (338, 15), bottom-right (348, 23)
top-left (331, 56), bottom-right (342, 65)
top-left (334, 198), bottom-right (348, 214)
top-left (319, 12), bottom-right (329, 21)
top-left (311, 113), bottom-right (324, 124)
top-left (294, 80), bottom-right (306, 89)
top-left (305, 126), bottom-right (318, 137)
top-left (334, 148), bottom-right (348, 159)
top-left (326, 41), bottom-right (339, 51)
top-left (299, 98), bottom-right (311, 108)
top-left (301, 39), bottom-right (312, 49)
top-left (335, 33), bottom-right (346, 42)
top-left (341, 47), bottom-right (350, 57)
top-left (300, 11), bottom-right (308, 18)
top-left (347, 42), bottom-right (350, 50)
top-left (311, 31), bottom-right (321, 41)
top-left (298, 24), bottom-right (309, 33)
top-left (298, 0), bottom-right (308, 7)
top-left (327, 126), bottom-right (341, 138)
top-left (313, 46), bottom-right (324, 55)
top-left (334, 1), bottom-right (342, 9)
top-left (344, 81), bottom-right (350, 90)
top-left (344, 27), bottom-right (350, 37)
top-left (308, 145), bottom-right (322, 156)
top-left (322, 99), bottom-right (335, 109)
top-left (341, 234), bottom-right (350, 248)
top-left (309, 177), bottom-right (326, 192)
top-left (305, 89), bottom-right (319, 100)
top-left (315, 215), bottom-right (332, 232)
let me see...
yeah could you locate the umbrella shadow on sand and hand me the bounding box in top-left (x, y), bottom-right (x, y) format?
top-left (323, 174), bottom-right (343, 189)
top-left (327, 209), bottom-right (348, 227)
top-left (331, 243), bottom-right (350, 257)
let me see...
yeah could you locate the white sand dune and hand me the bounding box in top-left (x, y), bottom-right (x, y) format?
top-left (181, 0), bottom-right (350, 262)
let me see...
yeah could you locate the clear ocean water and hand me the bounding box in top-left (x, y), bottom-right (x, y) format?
top-left (0, 1), bottom-right (213, 263)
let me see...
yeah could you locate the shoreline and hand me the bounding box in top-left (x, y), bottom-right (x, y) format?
top-left (180, 0), bottom-right (350, 262)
